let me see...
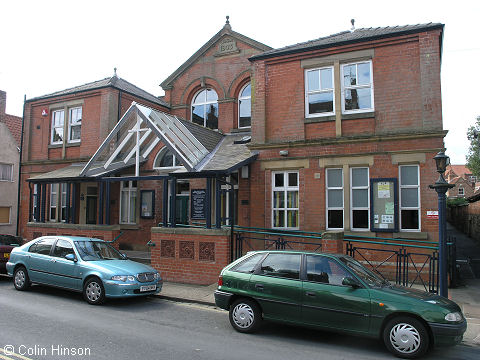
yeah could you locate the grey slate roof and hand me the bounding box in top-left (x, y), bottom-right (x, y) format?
top-left (179, 119), bottom-right (224, 152)
top-left (28, 163), bottom-right (86, 181)
top-left (26, 76), bottom-right (169, 108)
top-left (250, 23), bottom-right (444, 61)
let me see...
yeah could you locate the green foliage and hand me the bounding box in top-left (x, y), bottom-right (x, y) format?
top-left (447, 197), bottom-right (468, 207)
top-left (466, 116), bottom-right (480, 177)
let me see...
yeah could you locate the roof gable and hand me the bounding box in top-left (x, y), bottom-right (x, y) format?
top-left (3, 114), bottom-right (22, 145)
top-left (160, 20), bottom-right (271, 89)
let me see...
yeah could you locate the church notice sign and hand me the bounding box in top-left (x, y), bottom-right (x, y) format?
top-left (191, 189), bottom-right (206, 220)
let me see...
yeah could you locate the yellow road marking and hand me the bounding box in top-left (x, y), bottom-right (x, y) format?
top-left (0, 349), bottom-right (33, 360)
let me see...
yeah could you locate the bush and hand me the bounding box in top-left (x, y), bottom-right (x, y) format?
top-left (447, 198), bottom-right (469, 207)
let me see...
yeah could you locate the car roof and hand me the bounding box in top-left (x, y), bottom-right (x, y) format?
top-left (38, 236), bottom-right (106, 242)
top-left (248, 250), bottom-right (346, 258)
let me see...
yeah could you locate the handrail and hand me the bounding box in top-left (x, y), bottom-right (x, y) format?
top-left (345, 234), bottom-right (437, 245)
top-left (345, 238), bottom-right (439, 250)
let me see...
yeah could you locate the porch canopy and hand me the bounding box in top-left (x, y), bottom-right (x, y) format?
top-left (27, 102), bottom-right (257, 228)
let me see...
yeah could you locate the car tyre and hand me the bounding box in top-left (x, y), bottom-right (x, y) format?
top-left (229, 298), bottom-right (262, 333)
top-left (83, 277), bottom-right (106, 305)
top-left (383, 316), bottom-right (429, 359)
top-left (13, 266), bottom-right (30, 291)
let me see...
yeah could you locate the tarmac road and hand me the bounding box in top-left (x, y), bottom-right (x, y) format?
top-left (0, 275), bottom-right (478, 360)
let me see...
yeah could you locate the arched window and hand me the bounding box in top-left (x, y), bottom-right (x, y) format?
top-left (153, 147), bottom-right (183, 169)
top-left (238, 83), bottom-right (251, 128)
top-left (191, 88), bottom-right (218, 129)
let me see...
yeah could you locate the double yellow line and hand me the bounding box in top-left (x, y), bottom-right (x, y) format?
top-left (0, 348), bottom-right (33, 360)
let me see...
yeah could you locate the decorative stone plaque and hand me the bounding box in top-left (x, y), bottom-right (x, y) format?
top-left (215, 37), bottom-right (239, 57)
top-left (199, 242), bottom-right (215, 262)
top-left (179, 241), bottom-right (195, 259)
top-left (161, 239), bottom-right (175, 258)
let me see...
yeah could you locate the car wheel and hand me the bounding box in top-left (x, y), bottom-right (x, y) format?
top-left (229, 298), bottom-right (262, 333)
top-left (383, 316), bottom-right (429, 359)
top-left (83, 277), bottom-right (105, 305)
top-left (13, 266), bottom-right (30, 291)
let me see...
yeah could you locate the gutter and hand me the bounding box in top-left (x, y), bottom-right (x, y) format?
top-left (16, 95), bottom-right (26, 237)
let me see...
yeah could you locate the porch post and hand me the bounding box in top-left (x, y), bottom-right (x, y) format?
top-left (98, 182), bottom-right (104, 225)
top-left (162, 178), bottom-right (168, 227)
top-left (65, 183), bottom-right (71, 223)
top-left (71, 183), bottom-right (77, 224)
top-left (215, 178), bottom-right (221, 229)
top-left (170, 178), bottom-right (176, 227)
top-left (28, 182), bottom-right (32, 222)
top-left (206, 177), bottom-right (212, 229)
top-left (40, 183), bottom-right (47, 223)
top-left (105, 181), bottom-right (111, 225)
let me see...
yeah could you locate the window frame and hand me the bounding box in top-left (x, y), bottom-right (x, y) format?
top-left (153, 147), bottom-right (183, 170)
top-left (399, 165), bottom-right (421, 232)
top-left (305, 66), bottom-right (335, 118)
top-left (271, 171), bottom-right (300, 230)
top-left (458, 186), bottom-right (464, 197)
top-left (49, 183), bottom-right (58, 221)
top-left (120, 180), bottom-right (137, 224)
top-left (50, 109), bottom-right (65, 145)
top-left (60, 183), bottom-right (67, 222)
top-left (191, 88), bottom-right (219, 129)
top-left (67, 106), bottom-right (82, 143)
top-left (0, 206), bottom-right (11, 225)
top-left (350, 167), bottom-right (370, 231)
top-left (0, 163), bottom-right (14, 182)
top-left (341, 60), bottom-right (374, 114)
top-left (326, 168), bottom-right (344, 230)
top-left (238, 82), bottom-right (252, 129)
top-left (32, 183), bottom-right (38, 221)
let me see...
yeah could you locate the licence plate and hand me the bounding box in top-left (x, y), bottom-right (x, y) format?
top-left (140, 285), bottom-right (156, 292)
top-left (3, 253), bottom-right (9, 259)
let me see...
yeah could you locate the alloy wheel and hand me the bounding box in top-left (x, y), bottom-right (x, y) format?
top-left (14, 270), bottom-right (25, 288)
top-left (86, 281), bottom-right (102, 302)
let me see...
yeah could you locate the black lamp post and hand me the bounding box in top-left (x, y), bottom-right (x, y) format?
top-left (429, 151), bottom-right (454, 297)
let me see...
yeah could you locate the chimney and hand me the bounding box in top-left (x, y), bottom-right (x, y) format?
top-left (0, 90), bottom-right (6, 120)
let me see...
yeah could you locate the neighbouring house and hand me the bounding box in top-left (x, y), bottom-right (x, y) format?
top-left (0, 90), bottom-right (22, 235)
top-left (446, 164), bottom-right (476, 198)
top-left (20, 19), bottom-right (446, 284)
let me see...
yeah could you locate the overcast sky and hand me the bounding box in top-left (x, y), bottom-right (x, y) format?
top-left (1, 0), bottom-right (479, 164)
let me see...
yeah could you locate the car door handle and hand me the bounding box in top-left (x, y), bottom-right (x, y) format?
top-left (305, 291), bottom-right (316, 297)
top-left (255, 283), bottom-right (264, 290)
top-left (50, 259), bottom-right (56, 263)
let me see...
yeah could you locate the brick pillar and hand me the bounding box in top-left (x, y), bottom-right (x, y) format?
top-left (322, 231), bottom-right (344, 253)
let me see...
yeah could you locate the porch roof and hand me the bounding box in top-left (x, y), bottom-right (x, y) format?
top-left (27, 163), bottom-right (90, 182)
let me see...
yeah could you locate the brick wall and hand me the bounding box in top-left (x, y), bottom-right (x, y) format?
top-left (150, 227), bottom-right (230, 285)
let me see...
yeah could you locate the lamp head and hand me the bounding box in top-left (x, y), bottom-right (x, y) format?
top-left (433, 151), bottom-right (450, 174)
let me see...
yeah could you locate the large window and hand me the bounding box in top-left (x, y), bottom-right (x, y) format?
top-left (326, 168), bottom-right (343, 230)
top-left (49, 184), bottom-right (58, 221)
top-left (399, 165), bottom-right (420, 231)
top-left (191, 88), bottom-right (218, 129)
top-left (32, 184), bottom-right (38, 221)
top-left (60, 183), bottom-right (67, 222)
top-left (51, 110), bottom-right (65, 144)
top-left (0, 163), bottom-right (13, 181)
top-left (120, 181), bottom-right (137, 224)
top-left (238, 83), bottom-right (251, 128)
top-left (305, 66), bottom-right (334, 117)
top-left (0, 207), bottom-right (11, 224)
top-left (272, 171), bottom-right (299, 229)
top-left (153, 147), bottom-right (183, 169)
top-left (341, 61), bottom-right (373, 113)
top-left (68, 107), bottom-right (82, 143)
top-left (350, 167), bottom-right (369, 230)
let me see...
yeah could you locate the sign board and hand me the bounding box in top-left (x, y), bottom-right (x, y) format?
top-left (427, 210), bottom-right (439, 220)
top-left (191, 189), bottom-right (206, 220)
top-left (140, 190), bottom-right (155, 219)
top-left (370, 178), bottom-right (398, 232)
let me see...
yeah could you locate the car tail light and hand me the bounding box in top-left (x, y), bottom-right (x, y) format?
top-left (218, 275), bottom-right (223, 287)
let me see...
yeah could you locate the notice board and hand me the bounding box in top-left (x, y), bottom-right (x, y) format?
top-left (370, 178), bottom-right (398, 232)
top-left (191, 189), bottom-right (206, 220)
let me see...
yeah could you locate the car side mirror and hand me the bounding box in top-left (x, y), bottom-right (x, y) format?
top-left (65, 254), bottom-right (77, 262)
top-left (342, 277), bottom-right (361, 288)
top-left (121, 253), bottom-right (128, 260)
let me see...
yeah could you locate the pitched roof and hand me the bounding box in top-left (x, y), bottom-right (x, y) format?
top-left (2, 113), bottom-right (22, 145)
top-left (26, 76), bottom-right (169, 108)
top-left (250, 23), bottom-right (444, 61)
top-left (447, 164), bottom-right (472, 178)
top-left (160, 21), bottom-right (272, 89)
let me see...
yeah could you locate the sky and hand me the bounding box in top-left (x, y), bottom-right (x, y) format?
top-left (1, 0), bottom-right (479, 164)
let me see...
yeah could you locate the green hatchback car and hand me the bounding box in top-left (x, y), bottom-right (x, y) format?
top-left (214, 251), bottom-right (466, 359)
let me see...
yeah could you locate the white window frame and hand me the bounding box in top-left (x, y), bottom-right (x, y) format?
top-left (458, 186), bottom-right (464, 197)
top-left (341, 60), bottom-right (374, 114)
top-left (272, 171), bottom-right (299, 230)
top-left (68, 106), bottom-right (82, 143)
top-left (305, 66), bottom-right (335, 118)
top-left (238, 82), bottom-right (251, 129)
top-left (49, 183), bottom-right (58, 221)
top-left (60, 183), bottom-right (67, 222)
top-left (0, 206), bottom-right (11, 225)
top-left (153, 147), bottom-right (182, 170)
top-left (326, 168), bottom-right (344, 230)
top-left (350, 167), bottom-right (370, 231)
top-left (399, 165), bottom-right (421, 232)
top-left (0, 163), bottom-right (13, 182)
top-left (50, 109), bottom-right (65, 145)
top-left (32, 184), bottom-right (38, 221)
top-left (120, 181), bottom-right (137, 224)
top-left (191, 88), bottom-right (218, 129)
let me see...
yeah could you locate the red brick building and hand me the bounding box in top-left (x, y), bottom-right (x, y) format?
top-left (20, 20), bottom-right (446, 284)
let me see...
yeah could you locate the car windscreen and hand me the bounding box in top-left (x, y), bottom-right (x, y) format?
top-left (339, 256), bottom-right (385, 287)
top-left (74, 241), bottom-right (124, 261)
top-left (0, 234), bottom-right (21, 246)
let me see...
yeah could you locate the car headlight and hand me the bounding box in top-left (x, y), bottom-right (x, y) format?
top-left (111, 275), bottom-right (136, 282)
top-left (445, 312), bottom-right (463, 322)
top-left (154, 272), bottom-right (161, 280)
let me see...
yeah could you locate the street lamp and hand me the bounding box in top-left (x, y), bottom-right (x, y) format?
top-left (429, 151), bottom-right (454, 297)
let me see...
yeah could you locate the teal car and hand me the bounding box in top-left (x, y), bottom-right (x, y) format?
top-left (215, 251), bottom-right (466, 359)
top-left (6, 236), bottom-right (162, 305)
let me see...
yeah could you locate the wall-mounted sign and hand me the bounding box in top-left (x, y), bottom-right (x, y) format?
top-left (427, 210), bottom-right (439, 220)
top-left (41, 109), bottom-right (48, 117)
top-left (370, 178), bottom-right (398, 232)
top-left (140, 190), bottom-right (155, 219)
top-left (191, 189), bottom-right (206, 220)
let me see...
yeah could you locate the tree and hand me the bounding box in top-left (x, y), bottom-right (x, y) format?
top-left (466, 116), bottom-right (480, 177)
